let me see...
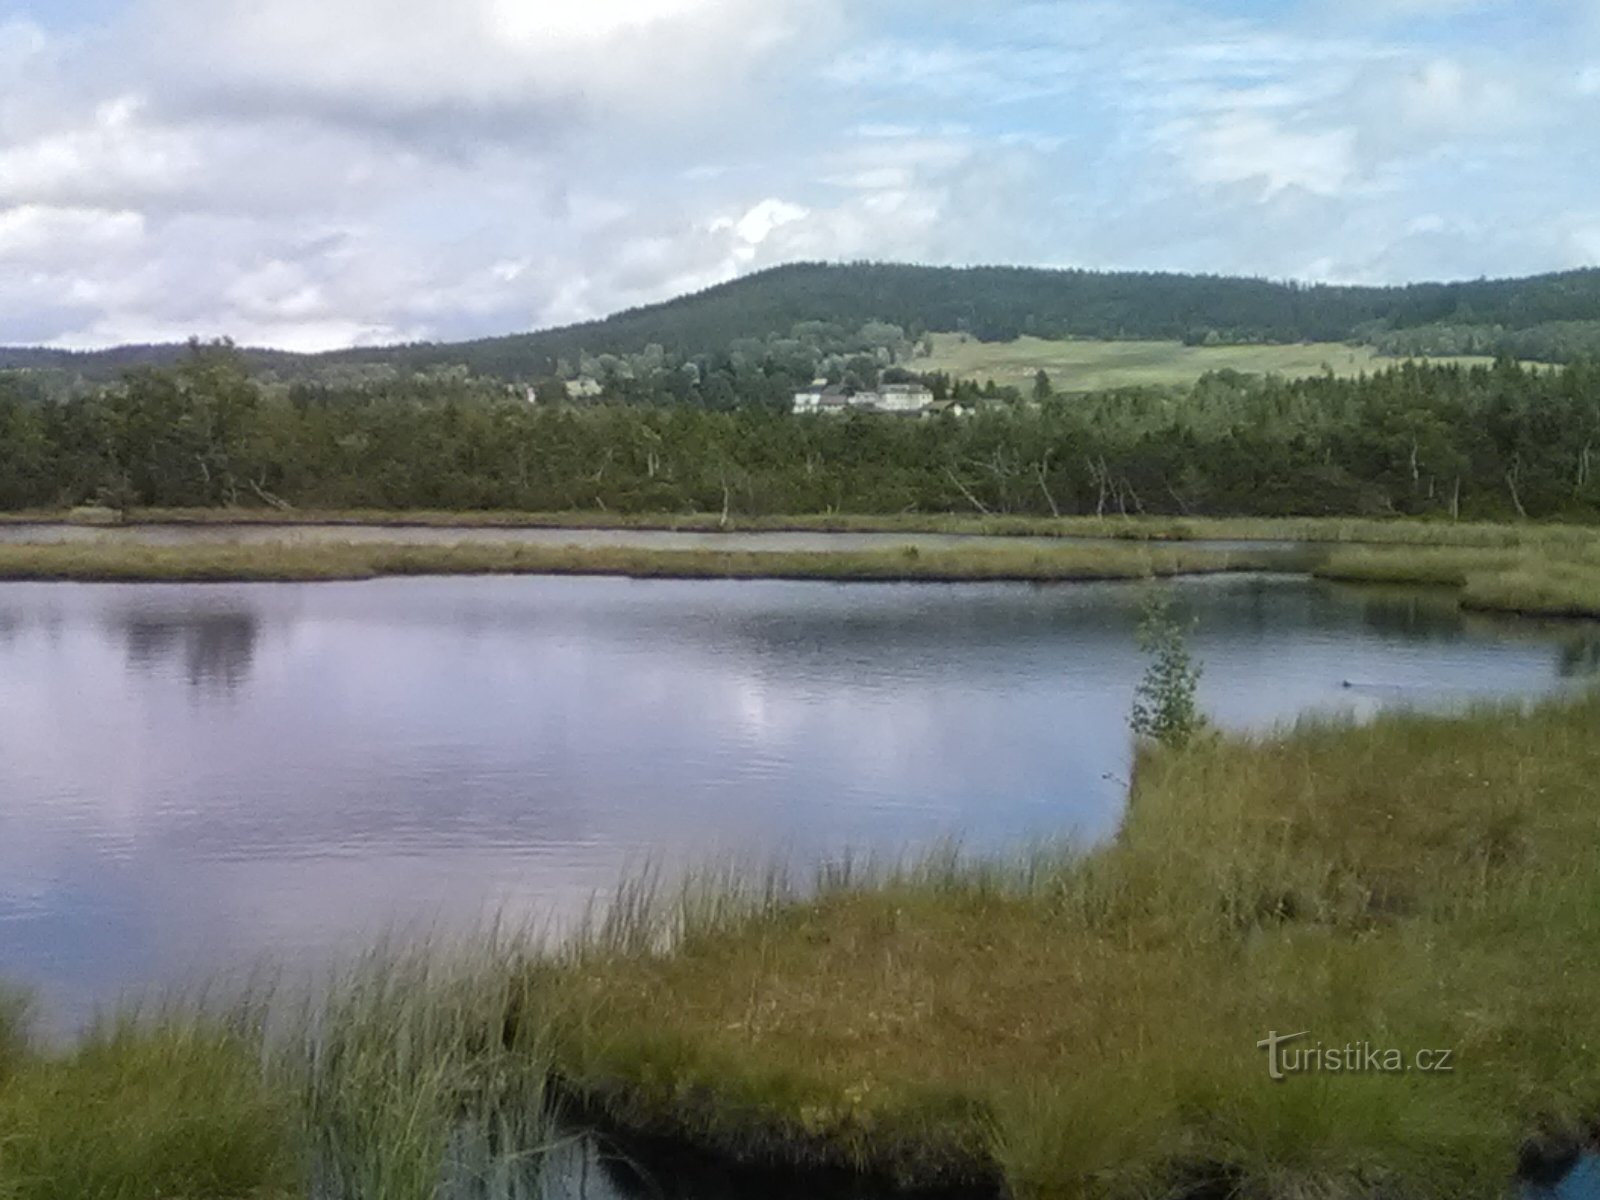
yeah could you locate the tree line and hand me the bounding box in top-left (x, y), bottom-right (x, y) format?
top-left (1, 347), bottom-right (1598, 521)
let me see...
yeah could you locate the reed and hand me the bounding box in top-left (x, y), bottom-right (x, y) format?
top-left (0, 937), bottom-right (562, 1200)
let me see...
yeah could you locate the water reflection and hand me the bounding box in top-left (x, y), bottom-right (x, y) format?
top-left (119, 610), bottom-right (260, 692)
top-left (537, 1131), bottom-right (990, 1200)
top-left (1558, 635), bottom-right (1600, 679)
top-left (0, 575), bottom-right (1588, 1033)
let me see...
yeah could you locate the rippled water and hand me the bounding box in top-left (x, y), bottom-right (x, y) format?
top-left (0, 573), bottom-right (1594, 1032)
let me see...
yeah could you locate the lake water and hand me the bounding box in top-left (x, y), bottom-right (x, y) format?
top-left (0, 574), bottom-right (1595, 1035)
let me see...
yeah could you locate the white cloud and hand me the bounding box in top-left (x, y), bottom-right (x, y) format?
top-left (137, 0), bottom-right (818, 133)
top-left (0, 96), bottom-right (201, 207)
top-left (1175, 113), bottom-right (1359, 199)
top-left (0, 205), bottom-right (145, 264)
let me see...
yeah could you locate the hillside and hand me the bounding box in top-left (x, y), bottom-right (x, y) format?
top-left (5, 262), bottom-right (1600, 383)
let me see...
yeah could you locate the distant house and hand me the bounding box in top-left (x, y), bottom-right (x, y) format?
top-left (794, 380), bottom-right (935, 416)
top-left (875, 383), bottom-right (935, 414)
top-left (791, 378), bottom-right (830, 414)
top-left (793, 382), bottom-right (852, 414)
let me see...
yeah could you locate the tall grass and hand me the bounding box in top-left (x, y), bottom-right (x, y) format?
top-left (289, 938), bottom-right (558, 1200)
top-left (0, 937), bottom-right (562, 1200)
top-left (0, 1007), bottom-right (296, 1200)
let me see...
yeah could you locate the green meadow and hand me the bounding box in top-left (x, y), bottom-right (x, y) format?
top-left (918, 333), bottom-right (1502, 392)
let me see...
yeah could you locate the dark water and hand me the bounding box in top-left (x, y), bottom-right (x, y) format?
top-left (0, 520), bottom-right (1291, 554)
top-left (0, 574), bottom-right (1594, 1034)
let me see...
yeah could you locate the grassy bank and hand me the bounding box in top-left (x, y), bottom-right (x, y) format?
top-left (1316, 545), bottom-right (1600, 618)
top-left (0, 540), bottom-right (1295, 585)
top-left (541, 694), bottom-right (1600, 1199)
top-left (0, 946), bottom-right (554, 1200)
top-left (8, 507), bottom-right (1600, 551)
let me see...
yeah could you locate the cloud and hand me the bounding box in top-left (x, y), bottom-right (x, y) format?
top-left (0, 0), bottom-right (1597, 350)
top-left (1171, 113), bottom-right (1360, 199)
top-left (135, 0), bottom-right (819, 140)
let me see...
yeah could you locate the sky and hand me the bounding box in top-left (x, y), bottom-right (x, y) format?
top-left (0, 0), bottom-right (1597, 351)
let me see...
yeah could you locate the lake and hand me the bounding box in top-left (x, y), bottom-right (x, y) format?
top-left (0, 573), bottom-right (1594, 1034)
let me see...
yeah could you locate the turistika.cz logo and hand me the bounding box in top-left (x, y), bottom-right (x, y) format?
top-left (1256, 1031), bottom-right (1455, 1081)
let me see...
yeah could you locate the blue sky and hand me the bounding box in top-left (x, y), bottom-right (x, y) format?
top-left (1, 0), bottom-right (1596, 350)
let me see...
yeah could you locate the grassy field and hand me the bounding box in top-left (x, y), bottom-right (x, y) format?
top-left (917, 333), bottom-right (1501, 392)
top-left (540, 695), bottom-right (1600, 1199)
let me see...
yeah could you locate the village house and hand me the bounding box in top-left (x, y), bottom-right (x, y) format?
top-left (792, 381), bottom-right (853, 414)
top-left (874, 383), bottom-right (935, 413)
top-left (793, 380), bottom-right (936, 416)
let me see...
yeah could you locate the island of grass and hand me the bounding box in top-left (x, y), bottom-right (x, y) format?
top-left (4, 509), bottom-right (1600, 618)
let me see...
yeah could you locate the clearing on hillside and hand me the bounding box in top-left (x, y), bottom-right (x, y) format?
top-left (917, 333), bottom-right (1501, 392)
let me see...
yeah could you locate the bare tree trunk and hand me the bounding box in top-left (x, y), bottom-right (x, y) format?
top-left (1505, 461), bottom-right (1528, 519)
top-left (1034, 454), bottom-right (1061, 518)
top-left (1087, 457), bottom-right (1108, 518)
top-left (945, 466), bottom-right (992, 515)
top-left (249, 477), bottom-right (291, 511)
top-left (1450, 477), bottom-right (1461, 521)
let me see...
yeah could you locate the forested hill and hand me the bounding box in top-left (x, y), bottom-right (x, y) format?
top-left (7, 261), bottom-right (1600, 381)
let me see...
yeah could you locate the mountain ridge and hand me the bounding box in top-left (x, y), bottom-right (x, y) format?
top-left (6, 261), bottom-right (1600, 381)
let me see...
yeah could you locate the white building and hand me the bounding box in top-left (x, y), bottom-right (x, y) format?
top-left (793, 381), bottom-right (935, 416)
top-left (875, 383), bottom-right (935, 413)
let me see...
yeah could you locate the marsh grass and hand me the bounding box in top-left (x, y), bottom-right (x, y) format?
top-left (0, 1006), bottom-right (297, 1200)
top-left (1318, 545), bottom-right (1600, 618)
top-left (542, 695), bottom-right (1600, 1199)
top-left (289, 937), bottom-right (560, 1200)
top-left (11, 507), bottom-right (1600, 551)
top-left (0, 937), bottom-right (561, 1200)
top-left (0, 539), bottom-right (1296, 585)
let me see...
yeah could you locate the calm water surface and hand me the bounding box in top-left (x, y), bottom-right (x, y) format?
top-left (0, 574), bottom-right (1594, 1032)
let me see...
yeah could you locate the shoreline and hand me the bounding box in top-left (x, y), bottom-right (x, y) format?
top-left (1, 524), bottom-right (1599, 619)
top-left (6, 506), bottom-right (1600, 550)
top-left (0, 541), bottom-right (1306, 586)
